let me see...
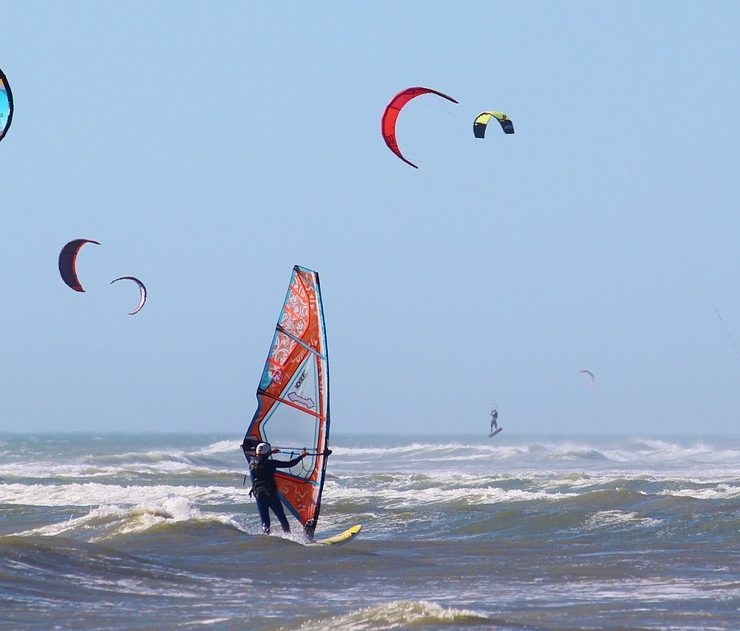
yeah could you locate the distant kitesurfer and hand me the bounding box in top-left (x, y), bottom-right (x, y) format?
top-left (490, 408), bottom-right (498, 433)
top-left (243, 441), bottom-right (308, 535)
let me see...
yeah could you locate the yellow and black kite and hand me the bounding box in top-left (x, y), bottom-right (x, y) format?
top-left (473, 111), bottom-right (514, 138)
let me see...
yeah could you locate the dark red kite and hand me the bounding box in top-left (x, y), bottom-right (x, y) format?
top-left (381, 87), bottom-right (458, 168)
top-left (58, 239), bottom-right (100, 292)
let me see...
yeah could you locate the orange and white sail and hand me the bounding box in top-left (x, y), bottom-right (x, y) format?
top-left (242, 266), bottom-right (330, 537)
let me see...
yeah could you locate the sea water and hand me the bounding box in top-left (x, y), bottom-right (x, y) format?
top-left (0, 433), bottom-right (738, 630)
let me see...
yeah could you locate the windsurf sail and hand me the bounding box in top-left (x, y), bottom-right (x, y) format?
top-left (242, 266), bottom-right (330, 538)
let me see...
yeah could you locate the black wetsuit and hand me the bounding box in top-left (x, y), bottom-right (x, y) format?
top-left (248, 453), bottom-right (303, 534)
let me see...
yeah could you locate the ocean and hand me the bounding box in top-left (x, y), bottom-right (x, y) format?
top-left (0, 433), bottom-right (737, 630)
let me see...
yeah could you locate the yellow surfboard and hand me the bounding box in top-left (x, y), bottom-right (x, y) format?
top-left (314, 524), bottom-right (362, 545)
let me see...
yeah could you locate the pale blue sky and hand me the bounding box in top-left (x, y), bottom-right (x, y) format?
top-left (2, 2), bottom-right (739, 434)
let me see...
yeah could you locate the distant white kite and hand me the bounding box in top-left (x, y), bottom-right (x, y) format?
top-left (579, 369), bottom-right (595, 385)
top-left (110, 276), bottom-right (147, 315)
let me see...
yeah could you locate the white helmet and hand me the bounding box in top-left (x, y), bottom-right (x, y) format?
top-left (256, 442), bottom-right (271, 456)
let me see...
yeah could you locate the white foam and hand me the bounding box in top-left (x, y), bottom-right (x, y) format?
top-left (321, 479), bottom-right (577, 508)
top-left (188, 440), bottom-right (240, 456)
top-left (0, 459), bottom-right (222, 479)
top-left (294, 600), bottom-right (488, 631)
top-left (657, 484), bottom-right (740, 500)
top-left (330, 442), bottom-right (477, 456)
top-left (573, 577), bottom-right (739, 602)
top-left (13, 495), bottom-right (245, 541)
top-left (585, 510), bottom-right (661, 530)
top-left (329, 438), bottom-right (740, 480)
top-left (0, 481), bottom-right (246, 507)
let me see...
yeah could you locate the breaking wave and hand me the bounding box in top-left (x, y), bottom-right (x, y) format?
top-left (11, 495), bottom-right (246, 542)
top-left (286, 600), bottom-right (491, 631)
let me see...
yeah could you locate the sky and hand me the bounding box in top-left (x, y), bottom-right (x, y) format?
top-left (2, 2), bottom-right (740, 435)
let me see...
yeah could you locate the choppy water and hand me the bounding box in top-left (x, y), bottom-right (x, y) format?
top-left (0, 433), bottom-right (738, 630)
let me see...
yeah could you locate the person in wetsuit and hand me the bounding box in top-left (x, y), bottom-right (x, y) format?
top-left (245, 442), bottom-right (308, 535)
top-left (490, 408), bottom-right (498, 432)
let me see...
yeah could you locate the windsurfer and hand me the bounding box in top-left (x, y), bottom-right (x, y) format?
top-left (244, 442), bottom-right (308, 535)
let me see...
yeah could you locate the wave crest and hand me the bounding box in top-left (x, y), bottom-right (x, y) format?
top-left (10, 495), bottom-right (245, 542)
top-left (288, 600), bottom-right (490, 631)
